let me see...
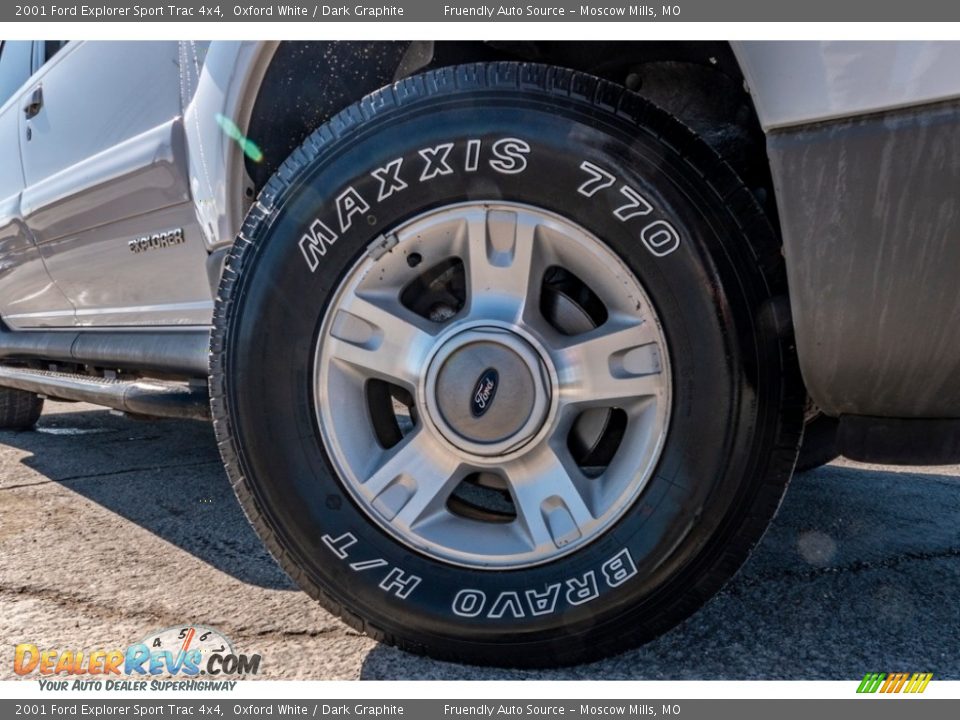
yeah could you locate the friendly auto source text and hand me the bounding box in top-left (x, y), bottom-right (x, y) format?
top-left (443, 5), bottom-right (661, 17)
top-left (443, 706), bottom-right (660, 716)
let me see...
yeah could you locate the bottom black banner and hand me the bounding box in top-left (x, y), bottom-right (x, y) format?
top-left (2, 699), bottom-right (957, 720)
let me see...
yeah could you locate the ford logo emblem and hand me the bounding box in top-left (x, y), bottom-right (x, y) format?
top-left (470, 368), bottom-right (499, 418)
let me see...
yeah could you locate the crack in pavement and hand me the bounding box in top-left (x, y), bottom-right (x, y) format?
top-left (0, 460), bottom-right (223, 491)
top-left (0, 583), bottom-right (351, 648)
top-left (0, 582), bottom-right (175, 627)
top-left (245, 627), bottom-right (346, 640)
top-left (728, 546), bottom-right (960, 593)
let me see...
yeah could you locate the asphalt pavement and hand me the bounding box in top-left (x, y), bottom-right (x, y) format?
top-left (1, 401), bottom-right (958, 680)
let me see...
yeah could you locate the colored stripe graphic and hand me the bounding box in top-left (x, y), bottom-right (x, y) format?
top-left (907, 673), bottom-right (934, 693)
top-left (857, 672), bottom-right (932, 693)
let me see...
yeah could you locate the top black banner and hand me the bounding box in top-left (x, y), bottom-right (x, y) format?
top-left (6, 0), bottom-right (960, 22)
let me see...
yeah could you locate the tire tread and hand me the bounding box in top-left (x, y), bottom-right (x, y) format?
top-left (0, 387), bottom-right (44, 430)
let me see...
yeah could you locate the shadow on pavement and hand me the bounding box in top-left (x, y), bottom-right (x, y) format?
top-left (0, 405), bottom-right (295, 591)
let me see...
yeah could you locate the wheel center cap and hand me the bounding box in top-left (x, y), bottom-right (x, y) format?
top-left (425, 328), bottom-right (551, 456)
top-left (469, 368), bottom-right (500, 418)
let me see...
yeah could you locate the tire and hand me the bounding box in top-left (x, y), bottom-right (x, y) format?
top-left (211, 63), bottom-right (803, 667)
top-left (0, 387), bottom-right (43, 430)
top-left (796, 411), bottom-right (840, 472)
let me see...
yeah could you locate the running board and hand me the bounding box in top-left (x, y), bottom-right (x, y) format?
top-left (0, 365), bottom-right (210, 421)
top-left (0, 326), bottom-right (209, 378)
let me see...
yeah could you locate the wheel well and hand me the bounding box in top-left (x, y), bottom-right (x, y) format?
top-left (244, 41), bottom-right (777, 224)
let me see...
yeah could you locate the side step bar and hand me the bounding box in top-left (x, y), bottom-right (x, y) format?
top-left (0, 365), bottom-right (210, 421)
top-left (0, 326), bottom-right (209, 378)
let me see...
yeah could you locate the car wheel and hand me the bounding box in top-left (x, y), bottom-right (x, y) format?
top-left (210, 63), bottom-right (803, 666)
top-left (0, 387), bottom-right (43, 430)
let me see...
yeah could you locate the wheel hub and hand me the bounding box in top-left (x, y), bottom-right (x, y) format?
top-left (425, 327), bottom-right (551, 456)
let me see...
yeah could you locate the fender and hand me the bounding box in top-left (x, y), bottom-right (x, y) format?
top-left (733, 42), bottom-right (960, 417)
top-left (182, 41), bottom-right (279, 253)
top-left (184, 41), bottom-right (421, 256)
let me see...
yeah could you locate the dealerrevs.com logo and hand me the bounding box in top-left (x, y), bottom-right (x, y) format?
top-left (14, 626), bottom-right (260, 690)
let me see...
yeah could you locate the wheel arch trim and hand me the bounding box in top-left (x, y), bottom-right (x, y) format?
top-left (182, 41), bottom-right (279, 253)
